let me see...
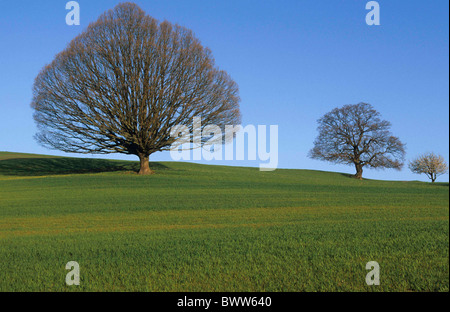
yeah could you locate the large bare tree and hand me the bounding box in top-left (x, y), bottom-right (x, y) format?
top-left (31, 3), bottom-right (241, 174)
top-left (309, 103), bottom-right (406, 179)
top-left (409, 153), bottom-right (448, 182)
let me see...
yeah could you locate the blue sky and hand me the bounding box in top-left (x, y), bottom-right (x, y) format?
top-left (0, 0), bottom-right (448, 181)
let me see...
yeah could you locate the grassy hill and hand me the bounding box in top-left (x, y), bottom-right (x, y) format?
top-left (0, 152), bottom-right (448, 291)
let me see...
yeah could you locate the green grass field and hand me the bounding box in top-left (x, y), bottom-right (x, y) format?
top-left (0, 151), bottom-right (448, 291)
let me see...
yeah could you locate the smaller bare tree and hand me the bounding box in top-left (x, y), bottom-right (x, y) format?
top-left (409, 153), bottom-right (448, 182)
top-left (309, 103), bottom-right (406, 179)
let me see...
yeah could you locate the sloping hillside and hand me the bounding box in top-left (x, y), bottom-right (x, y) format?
top-left (0, 152), bottom-right (448, 291)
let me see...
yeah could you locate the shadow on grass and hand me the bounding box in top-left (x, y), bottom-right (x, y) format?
top-left (0, 157), bottom-right (168, 176)
top-left (338, 173), bottom-right (357, 179)
top-left (433, 182), bottom-right (449, 187)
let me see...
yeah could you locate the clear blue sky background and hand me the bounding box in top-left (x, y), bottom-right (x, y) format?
top-left (0, 0), bottom-right (448, 181)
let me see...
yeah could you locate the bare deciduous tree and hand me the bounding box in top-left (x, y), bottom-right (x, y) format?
top-left (309, 103), bottom-right (406, 179)
top-left (409, 153), bottom-right (448, 182)
top-left (31, 3), bottom-right (241, 174)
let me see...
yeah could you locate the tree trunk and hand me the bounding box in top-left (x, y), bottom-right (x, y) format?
top-left (138, 153), bottom-right (153, 175)
top-left (354, 163), bottom-right (363, 180)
